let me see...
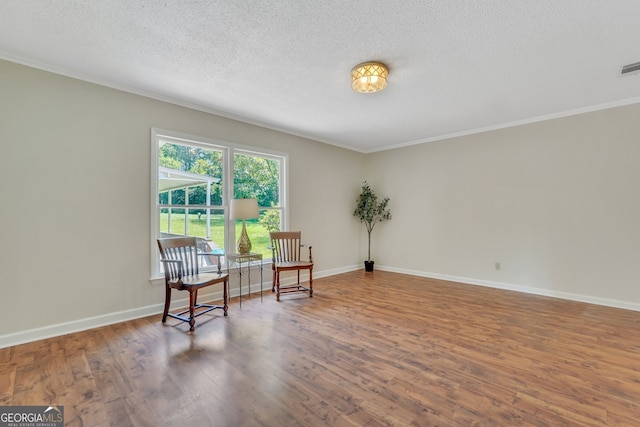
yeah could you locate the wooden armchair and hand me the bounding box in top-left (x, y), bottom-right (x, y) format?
top-left (157, 237), bottom-right (229, 331)
top-left (269, 231), bottom-right (313, 301)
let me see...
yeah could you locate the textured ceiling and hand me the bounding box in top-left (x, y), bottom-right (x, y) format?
top-left (1, 1), bottom-right (640, 152)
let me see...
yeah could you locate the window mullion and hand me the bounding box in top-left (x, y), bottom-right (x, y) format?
top-left (185, 187), bottom-right (189, 236)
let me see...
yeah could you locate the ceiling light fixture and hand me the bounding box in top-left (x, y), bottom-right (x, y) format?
top-left (351, 62), bottom-right (389, 93)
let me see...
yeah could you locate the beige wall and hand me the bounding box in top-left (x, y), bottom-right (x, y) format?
top-left (2, 57), bottom-right (640, 347)
top-left (0, 60), bottom-right (365, 345)
top-left (367, 103), bottom-right (640, 308)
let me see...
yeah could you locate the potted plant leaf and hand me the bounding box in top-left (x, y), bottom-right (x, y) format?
top-left (353, 181), bottom-right (391, 271)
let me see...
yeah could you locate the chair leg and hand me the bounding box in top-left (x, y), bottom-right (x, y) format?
top-left (276, 271), bottom-right (281, 302)
top-left (162, 287), bottom-right (171, 323)
top-left (309, 269), bottom-right (313, 298)
top-left (188, 290), bottom-right (196, 331)
top-left (272, 268), bottom-right (276, 292)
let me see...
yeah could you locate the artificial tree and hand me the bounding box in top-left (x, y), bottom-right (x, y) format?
top-left (353, 181), bottom-right (391, 271)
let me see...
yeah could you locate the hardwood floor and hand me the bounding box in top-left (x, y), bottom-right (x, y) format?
top-left (2, 271), bottom-right (640, 426)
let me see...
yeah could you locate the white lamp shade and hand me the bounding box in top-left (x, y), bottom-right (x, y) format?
top-left (229, 198), bottom-right (259, 220)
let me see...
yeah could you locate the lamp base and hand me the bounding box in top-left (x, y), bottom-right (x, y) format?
top-left (237, 220), bottom-right (252, 254)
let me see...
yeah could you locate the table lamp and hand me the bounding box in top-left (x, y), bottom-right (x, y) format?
top-left (230, 198), bottom-right (259, 254)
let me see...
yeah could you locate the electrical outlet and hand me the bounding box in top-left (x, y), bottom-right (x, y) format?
top-left (495, 262), bottom-right (501, 270)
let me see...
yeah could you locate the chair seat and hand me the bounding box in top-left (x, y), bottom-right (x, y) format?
top-left (274, 261), bottom-right (313, 270)
top-left (169, 273), bottom-right (229, 290)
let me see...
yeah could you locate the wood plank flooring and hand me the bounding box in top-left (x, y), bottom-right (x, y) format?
top-left (2, 270), bottom-right (640, 426)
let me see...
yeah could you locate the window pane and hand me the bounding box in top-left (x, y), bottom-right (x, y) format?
top-left (233, 153), bottom-right (280, 207)
top-left (158, 208), bottom-right (225, 272)
top-left (159, 142), bottom-right (223, 207)
top-left (157, 139), bottom-right (226, 271)
top-left (159, 207), bottom-right (187, 236)
top-left (232, 153), bottom-right (282, 260)
top-left (160, 208), bottom-right (225, 243)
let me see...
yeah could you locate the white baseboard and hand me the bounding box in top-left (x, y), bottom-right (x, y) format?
top-left (377, 265), bottom-right (640, 313)
top-left (0, 304), bottom-right (164, 349)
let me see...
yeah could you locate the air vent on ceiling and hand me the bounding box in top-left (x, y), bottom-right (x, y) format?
top-left (621, 61), bottom-right (640, 75)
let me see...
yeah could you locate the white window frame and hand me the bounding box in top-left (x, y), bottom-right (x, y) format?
top-left (150, 128), bottom-right (288, 280)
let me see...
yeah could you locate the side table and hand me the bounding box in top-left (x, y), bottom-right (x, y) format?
top-left (226, 252), bottom-right (263, 306)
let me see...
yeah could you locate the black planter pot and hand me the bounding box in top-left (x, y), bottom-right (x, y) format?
top-left (364, 260), bottom-right (374, 272)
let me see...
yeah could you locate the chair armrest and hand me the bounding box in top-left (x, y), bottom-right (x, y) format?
top-left (160, 258), bottom-right (184, 280)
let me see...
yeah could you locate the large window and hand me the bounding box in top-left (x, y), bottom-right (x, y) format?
top-left (151, 129), bottom-right (287, 277)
